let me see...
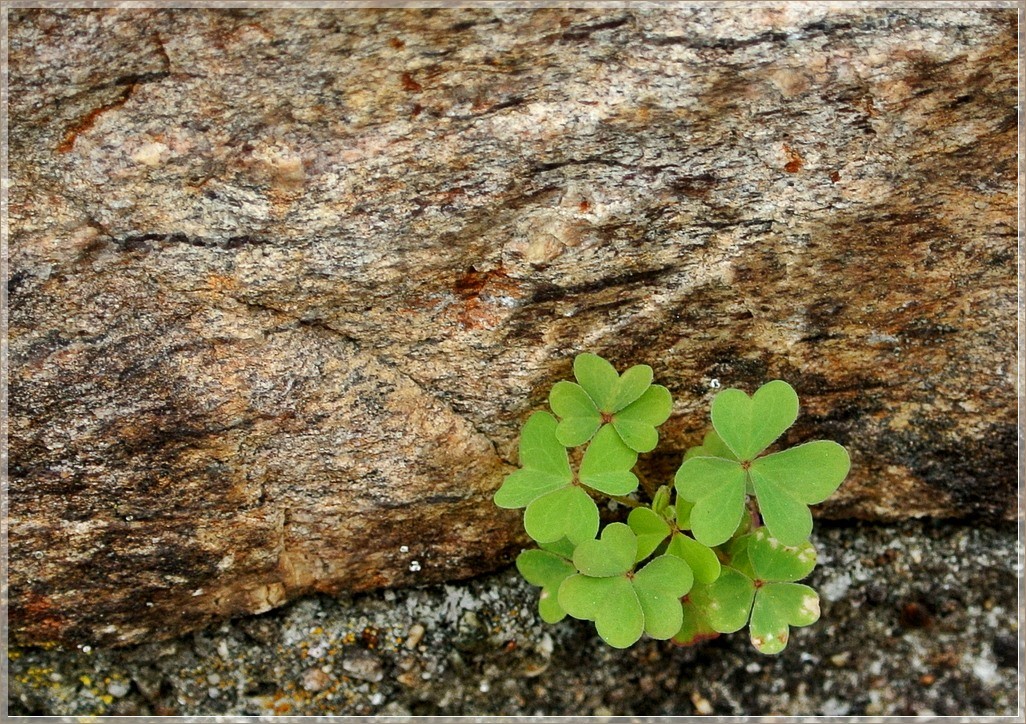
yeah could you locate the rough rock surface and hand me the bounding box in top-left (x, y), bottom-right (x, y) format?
top-left (8, 521), bottom-right (1020, 717)
top-left (7, 7), bottom-right (1016, 646)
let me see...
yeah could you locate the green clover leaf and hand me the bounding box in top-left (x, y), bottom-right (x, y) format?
top-left (711, 380), bottom-right (798, 460)
top-left (572, 522), bottom-right (637, 577)
top-left (493, 411), bottom-right (598, 545)
top-left (748, 581), bottom-right (820, 655)
top-left (578, 424), bottom-right (639, 496)
top-left (559, 524), bottom-right (693, 648)
top-left (690, 528), bottom-right (820, 654)
top-left (673, 456), bottom-right (747, 547)
top-left (627, 507), bottom-right (671, 562)
top-left (549, 353), bottom-right (672, 453)
top-left (675, 381), bottom-right (850, 546)
top-left (666, 532), bottom-right (721, 584)
top-left (516, 549), bottom-right (576, 623)
top-left (683, 429), bottom-right (739, 462)
top-left (748, 440), bottom-right (851, 545)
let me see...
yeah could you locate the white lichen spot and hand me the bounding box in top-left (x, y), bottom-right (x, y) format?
top-left (400, 545), bottom-right (410, 553)
top-left (409, 560), bottom-right (422, 572)
top-left (709, 378), bottom-right (721, 389)
top-left (191, 588), bottom-right (204, 597)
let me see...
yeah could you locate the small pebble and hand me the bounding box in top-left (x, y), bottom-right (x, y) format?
top-left (830, 651), bottom-right (851, 667)
top-left (106, 680), bottom-right (130, 698)
top-left (691, 691), bottom-right (714, 715)
top-left (302, 667), bottom-right (331, 692)
top-left (342, 651), bottom-right (384, 683)
top-left (405, 623), bottom-right (425, 649)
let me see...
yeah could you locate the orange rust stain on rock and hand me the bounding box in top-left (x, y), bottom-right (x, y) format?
top-left (830, 170), bottom-right (841, 183)
top-left (17, 592), bottom-right (66, 640)
top-left (783, 143), bottom-right (804, 173)
top-left (453, 265), bottom-right (521, 331)
top-left (401, 72), bottom-right (423, 92)
top-left (389, 37), bottom-right (405, 49)
top-left (57, 86), bottom-right (134, 153)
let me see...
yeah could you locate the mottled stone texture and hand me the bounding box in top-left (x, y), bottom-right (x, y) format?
top-left (7, 7), bottom-right (1016, 646)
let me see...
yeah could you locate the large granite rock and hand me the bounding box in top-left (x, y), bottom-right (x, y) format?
top-left (7, 6), bottom-right (1016, 646)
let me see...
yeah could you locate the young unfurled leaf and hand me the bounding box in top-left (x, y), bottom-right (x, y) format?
top-left (665, 532), bottom-right (720, 584)
top-left (651, 485), bottom-right (673, 519)
top-left (711, 380), bottom-right (798, 460)
top-left (549, 353), bottom-right (672, 452)
top-left (672, 594), bottom-right (721, 647)
top-left (748, 441), bottom-right (850, 545)
top-left (548, 381), bottom-right (603, 448)
top-left (516, 549), bottom-right (576, 623)
top-left (673, 456), bottom-right (747, 546)
top-left (674, 495), bottom-right (693, 530)
top-left (627, 507), bottom-right (671, 562)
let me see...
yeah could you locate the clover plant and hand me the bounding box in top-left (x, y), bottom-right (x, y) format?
top-left (495, 353), bottom-right (850, 653)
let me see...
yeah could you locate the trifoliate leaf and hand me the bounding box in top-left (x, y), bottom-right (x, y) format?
top-left (516, 549), bottom-right (576, 623)
top-left (674, 456), bottom-right (747, 546)
top-left (612, 385), bottom-right (673, 453)
top-left (684, 429), bottom-right (740, 461)
top-left (628, 507), bottom-right (671, 562)
top-left (632, 554), bottom-right (693, 639)
top-left (578, 424), bottom-right (639, 496)
top-left (573, 353), bottom-right (621, 411)
top-left (710, 380), bottom-right (798, 460)
top-left (745, 528), bottom-right (817, 582)
top-left (493, 412), bottom-right (571, 508)
top-left (523, 485), bottom-right (598, 545)
top-left (572, 522), bottom-right (637, 577)
top-left (701, 566), bottom-right (756, 633)
top-left (549, 381), bottom-right (603, 447)
top-left (748, 583), bottom-right (820, 655)
top-left (666, 532), bottom-right (720, 585)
